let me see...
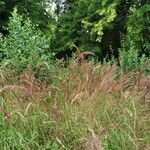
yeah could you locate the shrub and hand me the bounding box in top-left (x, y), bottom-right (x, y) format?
top-left (0, 8), bottom-right (52, 75)
top-left (119, 36), bottom-right (149, 73)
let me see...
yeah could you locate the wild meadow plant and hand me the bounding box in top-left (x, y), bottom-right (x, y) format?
top-left (0, 58), bottom-right (150, 149)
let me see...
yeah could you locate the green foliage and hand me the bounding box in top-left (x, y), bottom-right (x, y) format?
top-left (120, 46), bottom-right (142, 72)
top-left (119, 2), bottom-right (150, 72)
top-left (119, 36), bottom-right (149, 72)
top-left (52, 0), bottom-right (121, 58)
top-left (0, 0), bottom-right (53, 34)
top-left (0, 0), bottom-right (149, 62)
top-left (82, 0), bottom-right (117, 42)
top-left (53, 0), bottom-right (150, 62)
top-left (125, 3), bottom-right (150, 56)
top-left (0, 8), bottom-right (52, 75)
top-left (53, 0), bottom-right (102, 54)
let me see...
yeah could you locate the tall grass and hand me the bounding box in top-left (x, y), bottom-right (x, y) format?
top-left (0, 59), bottom-right (150, 150)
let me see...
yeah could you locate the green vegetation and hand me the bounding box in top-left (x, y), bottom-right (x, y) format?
top-left (0, 8), bottom-right (51, 74)
top-left (0, 61), bottom-right (150, 149)
top-left (0, 0), bottom-right (150, 149)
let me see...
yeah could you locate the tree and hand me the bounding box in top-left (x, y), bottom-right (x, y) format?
top-left (0, 8), bottom-right (51, 74)
top-left (53, 0), bottom-right (150, 60)
top-left (124, 0), bottom-right (150, 56)
top-left (0, 0), bottom-right (53, 35)
top-left (53, 0), bottom-right (119, 59)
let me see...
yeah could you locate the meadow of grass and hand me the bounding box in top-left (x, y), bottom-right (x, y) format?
top-left (0, 59), bottom-right (150, 150)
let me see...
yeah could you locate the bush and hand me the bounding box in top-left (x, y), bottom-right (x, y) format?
top-left (119, 36), bottom-right (149, 73)
top-left (0, 8), bottom-right (52, 75)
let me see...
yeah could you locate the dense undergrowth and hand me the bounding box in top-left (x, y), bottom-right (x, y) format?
top-left (0, 59), bottom-right (150, 150)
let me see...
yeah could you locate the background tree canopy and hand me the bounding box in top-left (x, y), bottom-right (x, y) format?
top-left (0, 0), bottom-right (54, 34)
top-left (0, 0), bottom-right (149, 61)
top-left (53, 0), bottom-right (150, 60)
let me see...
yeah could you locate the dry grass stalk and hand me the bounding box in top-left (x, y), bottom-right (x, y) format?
top-left (1, 59), bottom-right (150, 107)
top-left (0, 58), bottom-right (150, 149)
